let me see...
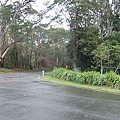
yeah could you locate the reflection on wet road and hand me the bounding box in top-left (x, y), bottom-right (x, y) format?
top-left (0, 72), bottom-right (120, 120)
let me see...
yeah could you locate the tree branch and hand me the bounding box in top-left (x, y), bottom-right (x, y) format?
top-left (1, 40), bottom-right (21, 58)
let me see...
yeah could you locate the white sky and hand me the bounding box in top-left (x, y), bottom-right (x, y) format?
top-left (33, 0), bottom-right (54, 11)
top-left (33, 0), bottom-right (68, 29)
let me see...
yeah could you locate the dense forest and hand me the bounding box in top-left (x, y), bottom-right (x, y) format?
top-left (0, 0), bottom-right (120, 73)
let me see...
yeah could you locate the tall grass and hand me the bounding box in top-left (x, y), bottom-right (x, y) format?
top-left (52, 68), bottom-right (120, 89)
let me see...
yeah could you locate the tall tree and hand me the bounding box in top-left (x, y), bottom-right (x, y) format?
top-left (52, 0), bottom-right (120, 70)
top-left (53, 0), bottom-right (101, 68)
top-left (0, 0), bottom-right (36, 67)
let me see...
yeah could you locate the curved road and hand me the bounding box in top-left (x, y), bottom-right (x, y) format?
top-left (0, 72), bottom-right (120, 120)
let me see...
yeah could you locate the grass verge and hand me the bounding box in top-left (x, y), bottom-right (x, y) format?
top-left (41, 75), bottom-right (120, 95)
top-left (0, 68), bottom-right (13, 73)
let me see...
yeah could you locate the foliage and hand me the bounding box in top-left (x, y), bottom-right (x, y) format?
top-left (0, 68), bottom-right (13, 72)
top-left (52, 68), bottom-right (120, 89)
top-left (110, 14), bottom-right (120, 32)
top-left (92, 36), bottom-right (120, 73)
top-left (53, 0), bottom-right (120, 71)
top-left (52, 68), bottom-right (66, 78)
top-left (42, 75), bottom-right (120, 94)
top-left (0, 0), bottom-right (120, 72)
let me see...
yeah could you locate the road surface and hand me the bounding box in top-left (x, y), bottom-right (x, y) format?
top-left (0, 72), bottom-right (120, 120)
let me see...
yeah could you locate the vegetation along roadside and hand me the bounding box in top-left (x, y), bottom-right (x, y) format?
top-left (0, 68), bottom-right (13, 73)
top-left (40, 68), bottom-right (120, 95)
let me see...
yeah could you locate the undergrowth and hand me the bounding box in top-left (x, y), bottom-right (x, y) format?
top-left (52, 68), bottom-right (120, 89)
top-left (0, 68), bottom-right (13, 72)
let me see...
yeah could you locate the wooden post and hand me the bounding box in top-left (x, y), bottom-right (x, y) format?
top-left (101, 59), bottom-right (103, 74)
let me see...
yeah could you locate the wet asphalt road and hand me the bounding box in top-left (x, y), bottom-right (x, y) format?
top-left (0, 72), bottom-right (120, 120)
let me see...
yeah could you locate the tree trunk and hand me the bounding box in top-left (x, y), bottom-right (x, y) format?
top-left (0, 53), bottom-right (3, 68)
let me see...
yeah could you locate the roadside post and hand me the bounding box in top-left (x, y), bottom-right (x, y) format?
top-left (42, 70), bottom-right (45, 76)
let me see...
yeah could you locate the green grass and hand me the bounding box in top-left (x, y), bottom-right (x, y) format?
top-left (0, 68), bottom-right (13, 73)
top-left (40, 75), bottom-right (120, 95)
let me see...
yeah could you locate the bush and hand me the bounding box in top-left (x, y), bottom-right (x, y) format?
top-left (0, 68), bottom-right (13, 72)
top-left (104, 71), bottom-right (120, 88)
top-left (52, 68), bottom-right (66, 78)
top-left (52, 68), bottom-right (120, 89)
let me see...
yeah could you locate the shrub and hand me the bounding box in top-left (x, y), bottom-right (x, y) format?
top-left (52, 68), bottom-right (66, 78)
top-left (104, 71), bottom-right (120, 88)
top-left (0, 68), bottom-right (13, 72)
top-left (61, 70), bottom-right (77, 81)
top-left (52, 68), bottom-right (120, 89)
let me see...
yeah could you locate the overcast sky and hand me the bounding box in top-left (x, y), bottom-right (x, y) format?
top-left (32, 0), bottom-right (53, 11)
top-left (33, 0), bottom-right (68, 29)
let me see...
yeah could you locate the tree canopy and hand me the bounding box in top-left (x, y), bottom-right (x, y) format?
top-left (0, 0), bottom-right (120, 74)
